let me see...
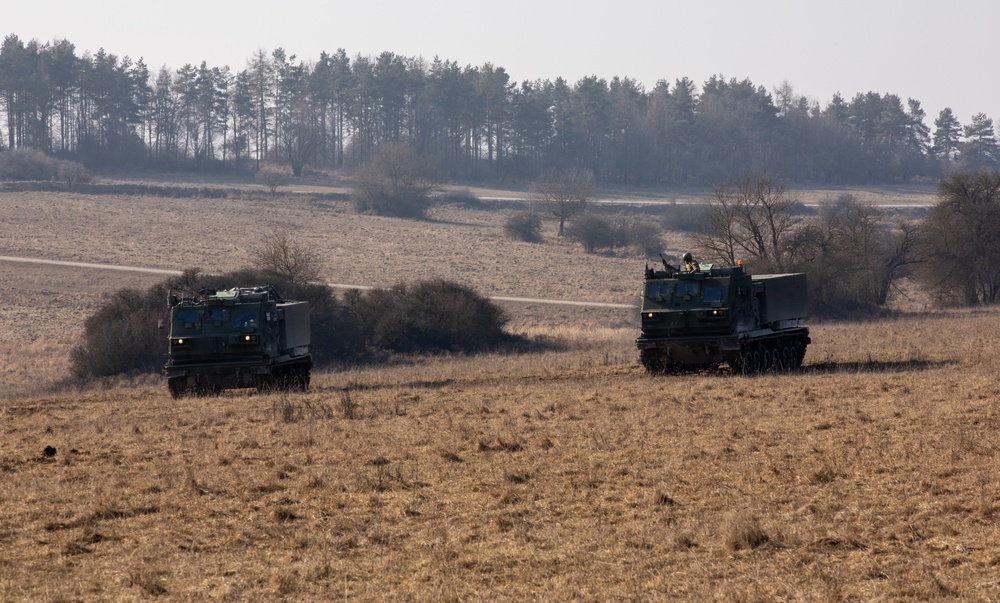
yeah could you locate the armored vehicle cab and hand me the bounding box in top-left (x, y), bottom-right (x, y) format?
top-left (163, 286), bottom-right (312, 397)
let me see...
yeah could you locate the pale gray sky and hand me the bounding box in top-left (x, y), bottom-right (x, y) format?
top-left (7, 0), bottom-right (997, 124)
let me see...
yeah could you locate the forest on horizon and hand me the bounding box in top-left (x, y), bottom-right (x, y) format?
top-left (1, 33), bottom-right (998, 186)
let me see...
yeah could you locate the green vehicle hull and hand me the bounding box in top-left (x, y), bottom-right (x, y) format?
top-left (637, 263), bottom-right (809, 374)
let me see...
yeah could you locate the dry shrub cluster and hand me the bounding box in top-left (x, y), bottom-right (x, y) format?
top-left (341, 279), bottom-right (518, 356)
top-left (659, 202), bottom-right (706, 232)
top-left (255, 163), bottom-right (290, 195)
top-left (0, 147), bottom-right (90, 189)
top-left (0, 147), bottom-right (63, 181)
top-left (69, 288), bottom-right (166, 379)
top-left (68, 268), bottom-right (340, 378)
top-left (565, 212), bottom-right (664, 256)
top-left (503, 211), bottom-right (543, 243)
top-left (436, 188), bottom-right (486, 209)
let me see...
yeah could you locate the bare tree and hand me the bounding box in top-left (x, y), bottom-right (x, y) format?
top-left (531, 168), bottom-right (595, 236)
top-left (280, 118), bottom-right (320, 177)
top-left (814, 195), bottom-right (920, 308)
top-left (57, 160), bottom-right (90, 191)
top-left (919, 171), bottom-right (1000, 305)
top-left (253, 227), bottom-right (322, 284)
top-left (256, 163), bottom-right (289, 196)
top-left (877, 220), bottom-right (920, 305)
top-left (695, 172), bottom-right (801, 271)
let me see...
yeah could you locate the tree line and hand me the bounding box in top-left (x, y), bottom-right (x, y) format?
top-left (2, 34), bottom-right (1000, 184)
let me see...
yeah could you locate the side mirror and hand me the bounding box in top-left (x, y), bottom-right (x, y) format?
top-left (157, 319), bottom-right (165, 330)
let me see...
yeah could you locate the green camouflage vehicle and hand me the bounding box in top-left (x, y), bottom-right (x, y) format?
top-left (637, 258), bottom-right (810, 374)
top-left (162, 286), bottom-right (312, 397)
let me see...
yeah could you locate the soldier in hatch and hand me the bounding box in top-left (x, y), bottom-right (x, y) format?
top-left (681, 252), bottom-right (700, 273)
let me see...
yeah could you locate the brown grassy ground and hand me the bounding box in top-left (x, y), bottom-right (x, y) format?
top-left (3, 312), bottom-right (1000, 601)
top-left (2, 181), bottom-right (996, 601)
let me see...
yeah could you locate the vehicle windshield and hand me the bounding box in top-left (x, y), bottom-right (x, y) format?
top-left (174, 308), bottom-right (200, 324)
top-left (205, 307), bottom-right (230, 322)
top-left (233, 309), bottom-right (258, 328)
top-left (644, 283), bottom-right (671, 301)
top-left (675, 281), bottom-right (700, 297)
top-left (703, 286), bottom-right (728, 303)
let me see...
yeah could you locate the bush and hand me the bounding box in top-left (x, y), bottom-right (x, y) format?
top-left (0, 148), bottom-right (59, 181)
top-left (623, 219), bottom-right (664, 257)
top-left (57, 160), bottom-right (91, 191)
top-left (69, 268), bottom-right (358, 379)
top-left (660, 203), bottom-right (705, 233)
top-left (353, 191), bottom-right (434, 218)
top-left (69, 289), bottom-right (166, 378)
top-left (252, 227), bottom-right (322, 284)
top-left (504, 211), bottom-right (543, 243)
top-left (565, 214), bottom-right (615, 252)
top-left (157, 268), bottom-right (364, 367)
top-left (607, 215), bottom-right (664, 257)
top-left (257, 163), bottom-right (289, 195)
top-left (342, 279), bottom-right (513, 354)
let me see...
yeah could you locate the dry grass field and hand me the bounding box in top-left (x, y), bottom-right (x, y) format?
top-left (2, 179), bottom-right (997, 601)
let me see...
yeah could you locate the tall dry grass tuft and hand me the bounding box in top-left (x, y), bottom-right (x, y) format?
top-left (723, 513), bottom-right (775, 551)
top-left (127, 566), bottom-right (169, 597)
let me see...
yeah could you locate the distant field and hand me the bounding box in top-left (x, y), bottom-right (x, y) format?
top-left (0, 188), bottom-right (667, 304)
top-left (90, 171), bottom-right (942, 207)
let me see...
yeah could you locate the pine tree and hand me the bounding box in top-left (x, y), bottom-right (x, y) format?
top-left (959, 113), bottom-right (1000, 171)
top-left (931, 107), bottom-right (961, 161)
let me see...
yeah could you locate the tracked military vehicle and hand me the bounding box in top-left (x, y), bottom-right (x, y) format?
top-left (163, 286), bottom-right (312, 397)
top-left (637, 259), bottom-right (809, 374)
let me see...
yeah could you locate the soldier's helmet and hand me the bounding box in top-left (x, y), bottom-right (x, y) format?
top-left (682, 252), bottom-right (693, 262)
